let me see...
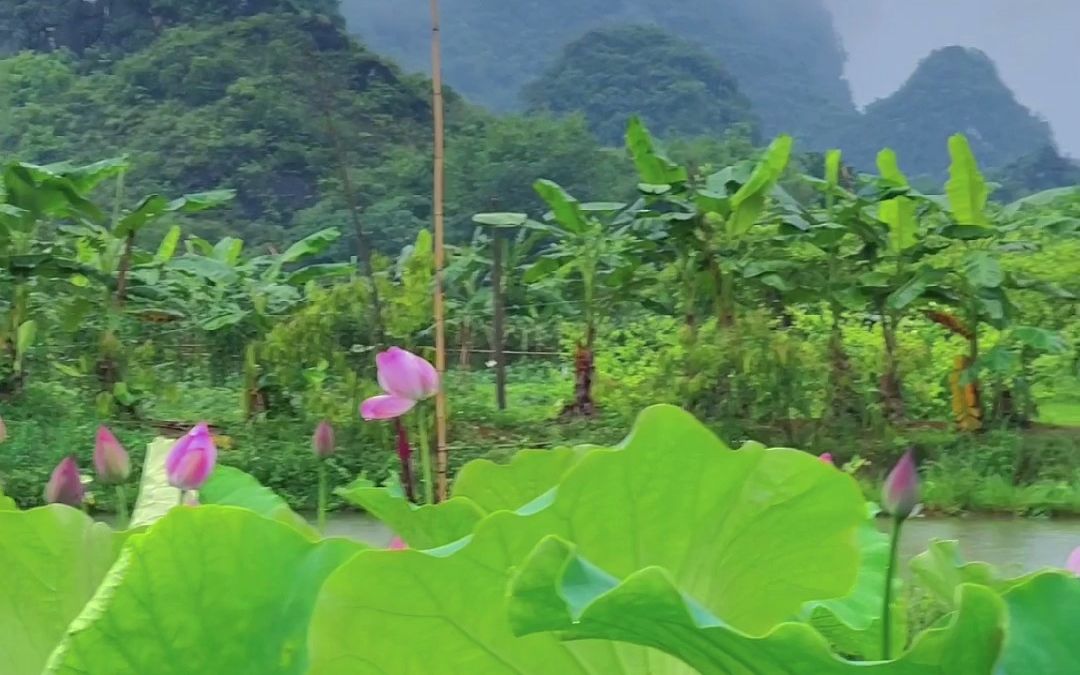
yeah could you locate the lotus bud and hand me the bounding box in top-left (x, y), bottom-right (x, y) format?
top-left (882, 450), bottom-right (919, 520)
top-left (165, 422), bottom-right (217, 491)
top-left (94, 426), bottom-right (130, 484)
top-left (45, 456), bottom-right (85, 507)
top-left (388, 536), bottom-right (408, 550)
top-left (312, 420), bottom-right (335, 459)
top-left (376, 347), bottom-right (439, 402)
top-left (1067, 547), bottom-right (1080, 576)
top-left (819, 453), bottom-right (835, 466)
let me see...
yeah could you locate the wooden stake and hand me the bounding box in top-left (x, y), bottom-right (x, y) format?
top-left (430, 0), bottom-right (449, 501)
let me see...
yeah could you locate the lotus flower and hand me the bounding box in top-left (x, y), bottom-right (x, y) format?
top-left (360, 347), bottom-right (439, 420)
top-left (882, 450), bottom-right (919, 520)
top-left (45, 456), bottom-right (85, 507)
top-left (1067, 547), bottom-right (1080, 576)
top-left (819, 453), bottom-right (835, 466)
top-left (94, 426), bottom-right (130, 484)
top-left (312, 420), bottom-right (335, 459)
top-left (165, 422), bottom-right (217, 491)
top-left (388, 536), bottom-right (408, 550)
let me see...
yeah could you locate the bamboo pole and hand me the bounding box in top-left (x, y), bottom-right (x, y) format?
top-left (430, 0), bottom-right (449, 501)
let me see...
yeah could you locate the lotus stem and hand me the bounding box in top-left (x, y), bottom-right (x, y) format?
top-left (114, 484), bottom-right (129, 530)
top-left (317, 461), bottom-right (329, 533)
top-left (882, 516), bottom-right (904, 660)
top-left (416, 404), bottom-right (434, 504)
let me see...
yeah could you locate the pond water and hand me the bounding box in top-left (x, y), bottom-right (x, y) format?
top-left (324, 512), bottom-right (1080, 573)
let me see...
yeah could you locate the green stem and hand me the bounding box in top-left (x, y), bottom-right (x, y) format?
top-left (416, 404), bottom-right (434, 504)
top-left (317, 461), bottom-right (328, 533)
top-left (178, 489), bottom-right (186, 507)
top-left (114, 484), bottom-right (129, 530)
top-left (882, 516), bottom-right (904, 660)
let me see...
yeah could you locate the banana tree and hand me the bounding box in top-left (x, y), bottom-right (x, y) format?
top-left (624, 116), bottom-right (793, 329)
top-left (0, 158), bottom-right (127, 395)
top-left (523, 180), bottom-right (646, 416)
top-left (58, 183), bottom-right (235, 413)
top-left (166, 228), bottom-right (352, 418)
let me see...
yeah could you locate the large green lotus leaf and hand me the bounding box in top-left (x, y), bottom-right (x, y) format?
top-left (128, 437), bottom-right (180, 528)
top-left (802, 508), bottom-right (906, 659)
top-left (336, 480), bottom-right (484, 549)
top-left (997, 573), bottom-right (1080, 673)
top-left (910, 540), bottom-right (1036, 610)
top-left (44, 506), bottom-right (363, 675)
top-left (308, 405), bottom-right (868, 674)
top-left (200, 465), bottom-right (316, 536)
top-left (452, 446), bottom-right (591, 512)
top-left (509, 536), bottom-right (1006, 674)
top-left (339, 447), bottom-right (588, 548)
top-left (0, 506), bottom-right (125, 675)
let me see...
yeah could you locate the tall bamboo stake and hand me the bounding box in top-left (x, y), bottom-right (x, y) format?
top-left (430, 0), bottom-right (449, 501)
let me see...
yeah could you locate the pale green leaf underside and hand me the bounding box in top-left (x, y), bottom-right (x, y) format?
top-left (509, 536), bottom-right (1006, 675)
top-left (0, 506), bottom-right (125, 675)
top-left (128, 437), bottom-right (180, 529)
top-left (45, 506), bottom-right (363, 675)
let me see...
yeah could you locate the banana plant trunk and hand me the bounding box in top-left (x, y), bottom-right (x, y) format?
top-left (879, 310), bottom-right (905, 423)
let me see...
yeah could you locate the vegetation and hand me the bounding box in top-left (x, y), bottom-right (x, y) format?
top-left (2, 407), bottom-right (1078, 674)
top-left (523, 24), bottom-right (757, 145)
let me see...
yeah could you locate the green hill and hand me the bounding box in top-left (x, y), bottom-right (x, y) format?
top-left (845, 46), bottom-right (1056, 178)
top-left (340, 0), bottom-right (857, 149)
top-left (522, 25), bottom-right (758, 145)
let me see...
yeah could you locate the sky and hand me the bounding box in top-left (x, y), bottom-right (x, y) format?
top-left (825, 0), bottom-right (1080, 156)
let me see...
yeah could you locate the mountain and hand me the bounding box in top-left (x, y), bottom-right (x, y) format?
top-left (340, 0), bottom-right (857, 149)
top-left (845, 46), bottom-right (1056, 178)
top-left (0, 3), bottom-right (628, 251)
top-left (522, 25), bottom-right (757, 145)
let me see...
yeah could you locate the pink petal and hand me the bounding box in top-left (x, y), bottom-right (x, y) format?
top-left (819, 453), bottom-right (835, 466)
top-left (360, 394), bottom-right (416, 420)
top-left (165, 423), bottom-right (217, 490)
top-left (388, 536), bottom-right (408, 550)
top-left (1067, 546), bottom-right (1080, 576)
top-left (94, 426), bottom-right (130, 483)
top-left (376, 347), bottom-right (438, 400)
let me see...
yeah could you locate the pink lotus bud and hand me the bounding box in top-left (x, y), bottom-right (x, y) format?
top-left (376, 347), bottom-right (439, 402)
top-left (882, 450), bottom-right (919, 520)
top-left (94, 426), bottom-right (130, 484)
top-left (165, 422), bottom-right (217, 491)
top-left (819, 453), bottom-right (835, 466)
top-left (1067, 547), bottom-right (1080, 576)
top-left (312, 420), bottom-right (335, 459)
top-left (388, 536), bottom-right (408, 550)
top-left (45, 456), bottom-right (85, 507)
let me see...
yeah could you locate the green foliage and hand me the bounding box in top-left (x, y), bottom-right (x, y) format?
top-left (523, 24), bottom-right (757, 145)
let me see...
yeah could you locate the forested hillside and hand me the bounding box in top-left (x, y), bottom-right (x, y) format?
top-left (522, 25), bottom-right (758, 145)
top-left (340, 0), bottom-right (857, 148)
top-left (0, 1), bottom-right (630, 251)
top-left (848, 47), bottom-right (1055, 178)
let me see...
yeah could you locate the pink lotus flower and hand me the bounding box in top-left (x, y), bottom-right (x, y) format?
top-left (312, 420), bottom-right (335, 459)
top-left (360, 347), bottom-right (439, 420)
top-left (819, 453), bottom-right (835, 466)
top-left (94, 426), bottom-right (130, 484)
top-left (1067, 547), bottom-right (1080, 576)
top-left (45, 456), bottom-right (85, 507)
top-left (388, 536), bottom-right (408, 550)
top-left (165, 422), bottom-right (217, 491)
top-left (882, 450), bottom-right (919, 520)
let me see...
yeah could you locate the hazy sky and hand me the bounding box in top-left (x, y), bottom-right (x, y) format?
top-left (826, 0), bottom-right (1080, 156)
